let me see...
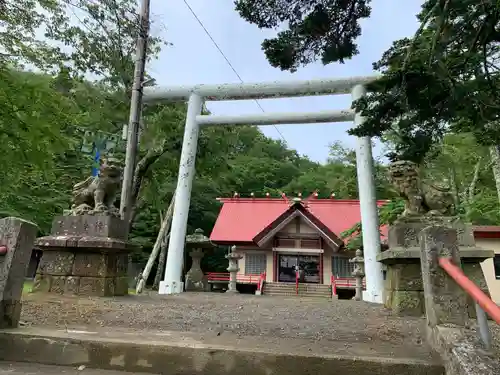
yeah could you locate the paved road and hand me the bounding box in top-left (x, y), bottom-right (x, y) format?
top-left (0, 362), bottom-right (150, 374)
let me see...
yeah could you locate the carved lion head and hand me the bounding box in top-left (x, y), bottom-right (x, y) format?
top-left (99, 157), bottom-right (122, 178)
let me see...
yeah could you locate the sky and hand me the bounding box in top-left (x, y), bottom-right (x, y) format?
top-left (147, 0), bottom-right (423, 163)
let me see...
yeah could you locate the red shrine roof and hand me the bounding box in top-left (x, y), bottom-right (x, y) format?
top-left (209, 197), bottom-right (389, 246)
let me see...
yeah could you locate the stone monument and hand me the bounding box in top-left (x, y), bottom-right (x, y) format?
top-left (33, 158), bottom-right (137, 297)
top-left (0, 217), bottom-right (38, 328)
top-left (225, 246), bottom-right (243, 293)
top-left (377, 160), bottom-right (494, 316)
top-left (184, 228), bottom-right (213, 292)
top-left (349, 249), bottom-right (365, 301)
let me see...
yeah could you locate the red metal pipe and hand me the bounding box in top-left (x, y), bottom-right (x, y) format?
top-left (0, 246), bottom-right (7, 255)
top-left (295, 271), bottom-right (299, 295)
top-left (331, 275), bottom-right (337, 296)
top-left (439, 257), bottom-right (500, 324)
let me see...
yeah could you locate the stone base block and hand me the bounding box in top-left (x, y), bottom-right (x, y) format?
top-left (34, 215), bottom-right (136, 298)
top-left (50, 215), bottom-right (127, 240)
top-left (384, 290), bottom-right (424, 316)
top-left (385, 263), bottom-right (423, 291)
top-left (33, 274), bottom-right (128, 297)
top-left (33, 249), bottom-right (130, 297)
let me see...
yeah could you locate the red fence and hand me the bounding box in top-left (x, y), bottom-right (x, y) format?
top-left (206, 272), bottom-right (261, 284)
top-left (332, 276), bottom-right (366, 289)
top-left (207, 272), bottom-right (362, 290)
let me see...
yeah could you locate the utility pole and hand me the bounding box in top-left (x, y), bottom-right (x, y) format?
top-left (120, 0), bottom-right (151, 225)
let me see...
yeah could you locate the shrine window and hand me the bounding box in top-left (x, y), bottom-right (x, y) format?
top-left (245, 253), bottom-right (267, 275)
top-left (332, 255), bottom-right (354, 278)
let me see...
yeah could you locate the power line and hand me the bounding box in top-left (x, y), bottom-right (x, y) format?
top-left (181, 0), bottom-right (288, 144)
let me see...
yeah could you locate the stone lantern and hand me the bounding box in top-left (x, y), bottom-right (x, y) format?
top-left (185, 228), bottom-right (214, 292)
top-left (225, 246), bottom-right (243, 293)
top-left (349, 249), bottom-right (365, 301)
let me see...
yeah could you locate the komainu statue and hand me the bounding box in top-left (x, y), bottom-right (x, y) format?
top-left (65, 157), bottom-right (122, 217)
top-left (388, 160), bottom-right (455, 218)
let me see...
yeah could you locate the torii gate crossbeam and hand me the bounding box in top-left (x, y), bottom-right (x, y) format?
top-left (142, 76), bottom-right (384, 304)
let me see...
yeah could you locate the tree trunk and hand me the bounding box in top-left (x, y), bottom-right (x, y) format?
top-left (489, 145), bottom-right (500, 207)
top-left (153, 233), bottom-right (169, 290)
top-left (463, 159), bottom-right (482, 220)
top-left (135, 191), bottom-right (175, 294)
top-left (449, 167), bottom-right (460, 209)
top-left (126, 139), bottom-right (169, 234)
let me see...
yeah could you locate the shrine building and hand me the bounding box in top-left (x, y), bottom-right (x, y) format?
top-left (209, 193), bottom-right (500, 301)
top-left (209, 193), bottom-right (387, 290)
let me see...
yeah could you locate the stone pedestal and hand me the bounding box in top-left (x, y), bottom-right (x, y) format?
top-left (225, 250), bottom-right (243, 294)
top-left (185, 248), bottom-right (207, 291)
top-left (377, 216), bottom-right (493, 317)
top-left (33, 215), bottom-right (137, 297)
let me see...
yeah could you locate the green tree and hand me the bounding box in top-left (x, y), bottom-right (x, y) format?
top-left (285, 141), bottom-right (392, 199)
top-left (234, 0), bottom-right (371, 72)
top-left (349, 1), bottom-right (500, 162)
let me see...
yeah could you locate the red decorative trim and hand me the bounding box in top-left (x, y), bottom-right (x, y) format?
top-left (474, 231), bottom-right (500, 239)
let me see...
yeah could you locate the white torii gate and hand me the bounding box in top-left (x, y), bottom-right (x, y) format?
top-left (142, 76), bottom-right (384, 304)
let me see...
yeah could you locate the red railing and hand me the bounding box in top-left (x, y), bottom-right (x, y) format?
top-left (331, 276), bottom-right (366, 289)
top-left (206, 272), bottom-right (260, 284)
top-left (257, 272), bottom-right (266, 292)
top-left (330, 275), bottom-right (337, 297)
top-left (295, 270), bottom-right (299, 295)
top-left (439, 257), bottom-right (500, 350)
top-left (439, 258), bottom-right (500, 324)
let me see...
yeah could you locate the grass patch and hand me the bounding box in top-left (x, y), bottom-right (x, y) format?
top-left (23, 280), bottom-right (33, 294)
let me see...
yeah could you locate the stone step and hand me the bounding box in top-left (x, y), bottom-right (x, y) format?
top-left (264, 283), bottom-right (331, 291)
top-left (0, 327), bottom-right (444, 375)
top-left (265, 290), bottom-right (331, 297)
top-left (264, 283), bottom-right (331, 298)
top-left (265, 282), bottom-right (330, 289)
top-left (0, 362), bottom-right (148, 375)
top-left (264, 288), bottom-right (331, 295)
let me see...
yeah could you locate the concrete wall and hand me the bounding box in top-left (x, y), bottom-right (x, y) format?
top-left (477, 238), bottom-right (500, 303)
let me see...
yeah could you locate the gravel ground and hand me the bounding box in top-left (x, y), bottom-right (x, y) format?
top-left (470, 320), bottom-right (500, 355)
top-left (21, 292), bottom-right (428, 347)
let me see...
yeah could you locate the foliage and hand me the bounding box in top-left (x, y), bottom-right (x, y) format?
top-left (1, 0), bottom-right (164, 84)
top-left (283, 141), bottom-right (393, 198)
top-left (349, 0), bottom-right (500, 163)
top-left (234, 0), bottom-right (371, 72)
top-left (3, 0), bottom-right (500, 273)
top-left (341, 133), bottom-right (500, 248)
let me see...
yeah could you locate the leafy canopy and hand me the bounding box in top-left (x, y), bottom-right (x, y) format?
top-left (349, 0), bottom-right (500, 162)
top-left (234, 0), bottom-right (371, 72)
